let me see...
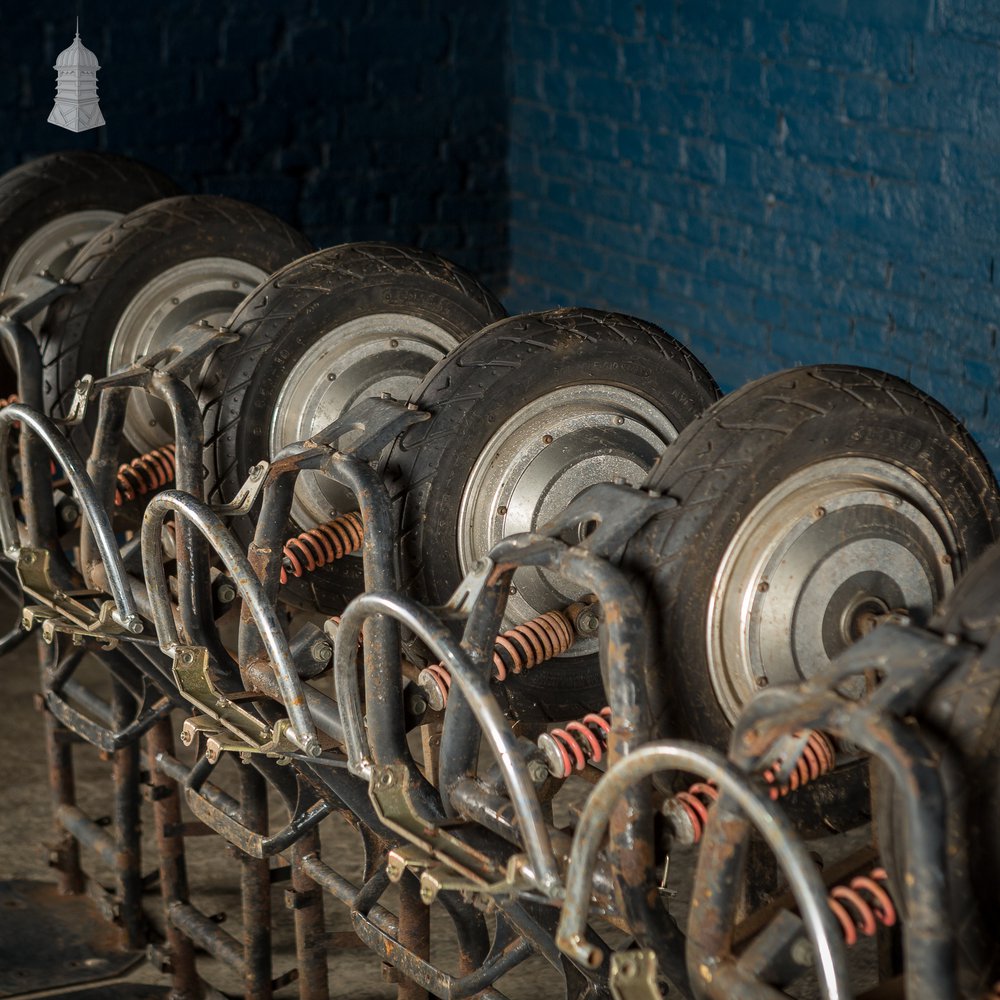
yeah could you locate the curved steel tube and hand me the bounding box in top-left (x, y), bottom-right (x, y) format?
top-left (141, 490), bottom-right (320, 756)
top-left (0, 318), bottom-right (61, 552)
top-left (555, 741), bottom-right (850, 1000)
top-left (334, 589), bottom-right (563, 898)
top-left (0, 403), bottom-right (140, 631)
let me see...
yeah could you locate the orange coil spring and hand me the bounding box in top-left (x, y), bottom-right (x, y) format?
top-left (761, 730), bottom-right (836, 800)
top-left (417, 608), bottom-right (576, 709)
top-left (491, 610), bottom-right (574, 681)
top-left (0, 393), bottom-right (18, 409)
top-left (281, 511), bottom-right (364, 584)
top-left (664, 729), bottom-right (836, 844)
top-left (827, 868), bottom-right (896, 947)
top-left (666, 782), bottom-right (721, 845)
top-left (420, 663), bottom-right (452, 707)
top-left (537, 707), bottom-right (612, 778)
top-left (114, 444), bottom-right (177, 506)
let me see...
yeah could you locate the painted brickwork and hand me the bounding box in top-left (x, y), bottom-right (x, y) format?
top-left (1, 2), bottom-right (509, 288)
top-left (508, 0), bottom-right (1000, 467)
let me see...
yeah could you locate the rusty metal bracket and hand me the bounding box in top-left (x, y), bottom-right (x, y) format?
top-left (213, 461), bottom-right (270, 516)
top-left (610, 950), bottom-right (662, 1000)
top-left (172, 645), bottom-right (296, 763)
top-left (370, 763), bottom-right (511, 891)
top-left (62, 322), bottom-right (239, 427)
top-left (309, 393), bottom-right (429, 462)
top-left (17, 548), bottom-right (141, 645)
top-left (0, 271), bottom-right (76, 324)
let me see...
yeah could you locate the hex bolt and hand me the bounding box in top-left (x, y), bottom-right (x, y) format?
top-left (791, 938), bottom-right (813, 966)
top-left (527, 759), bottom-right (549, 784)
top-left (60, 503), bottom-right (79, 523)
top-left (217, 583), bottom-right (237, 604)
top-left (577, 611), bottom-right (600, 634)
top-left (310, 639), bottom-right (332, 663)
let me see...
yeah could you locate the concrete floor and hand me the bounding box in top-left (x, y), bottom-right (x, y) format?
top-left (0, 593), bottom-right (877, 999)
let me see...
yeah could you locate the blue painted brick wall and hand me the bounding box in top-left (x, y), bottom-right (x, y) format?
top-left (507, 0), bottom-right (1000, 469)
top-left (1, 1), bottom-right (509, 288)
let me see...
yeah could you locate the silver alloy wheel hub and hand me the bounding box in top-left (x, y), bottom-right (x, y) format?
top-left (1, 210), bottom-right (122, 338)
top-left (269, 313), bottom-right (461, 530)
top-left (706, 457), bottom-right (958, 725)
top-left (108, 258), bottom-right (267, 453)
top-left (458, 384), bottom-right (679, 657)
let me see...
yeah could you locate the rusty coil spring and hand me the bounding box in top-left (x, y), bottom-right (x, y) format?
top-left (827, 868), bottom-right (896, 947)
top-left (492, 610), bottom-right (575, 680)
top-left (281, 511), bottom-right (364, 584)
top-left (663, 782), bottom-right (720, 845)
top-left (417, 608), bottom-right (575, 710)
top-left (663, 730), bottom-right (836, 844)
top-left (761, 730), bottom-right (837, 800)
top-left (537, 707), bottom-right (613, 779)
top-left (0, 393), bottom-right (18, 409)
top-left (114, 444), bottom-right (177, 506)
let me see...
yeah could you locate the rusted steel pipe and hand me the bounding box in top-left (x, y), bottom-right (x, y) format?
top-left (334, 590), bottom-right (562, 899)
top-left (0, 316), bottom-right (62, 557)
top-left (239, 764), bottom-right (273, 1000)
top-left (0, 403), bottom-right (139, 629)
top-left (555, 741), bottom-right (850, 1000)
top-left (146, 719), bottom-right (203, 999)
top-left (290, 830), bottom-right (328, 1000)
top-left (141, 489), bottom-right (320, 756)
top-left (55, 803), bottom-right (117, 869)
top-left (168, 900), bottom-right (244, 971)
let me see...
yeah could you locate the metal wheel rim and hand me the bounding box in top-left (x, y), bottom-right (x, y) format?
top-left (269, 313), bottom-right (460, 529)
top-left (458, 384), bottom-right (679, 657)
top-left (707, 457), bottom-right (959, 725)
top-left (109, 257), bottom-right (266, 453)
top-left (1, 210), bottom-right (122, 341)
top-left (1, 209), bottom-right (122, 291)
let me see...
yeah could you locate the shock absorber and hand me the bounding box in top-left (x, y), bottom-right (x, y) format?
top-left (536, 707), bottom-right (612, 778)
top-left (761, 729), bottom-right (837, 800)
top-left (662, 730), bottom-right (837, 844)
top-left (114, 444), bottom-right (177, 506)
top-left (826, 868), bottom-right (896, 946)
top-left (417, 608), bottom-right (577, 710)
top-left (280, 511), bottom-right (364, 584)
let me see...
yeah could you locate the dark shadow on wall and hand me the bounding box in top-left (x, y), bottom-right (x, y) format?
top-left (2, 1), bottom-right (509, 290)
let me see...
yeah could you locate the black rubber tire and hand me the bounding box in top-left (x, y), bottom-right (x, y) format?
top-left (38, 195), bottom-right (313, 448)
top-left (0, 151), bottom-right (179, 285)
top-left (202, 242), bottom-right (507, 614)
top-left (0, 152), bottom-right (179, 395)
top-left (876, 542), bottom-right (1000, 995)
top-left (622, 365), bottom-right (1000, 750)
top-left (387, 307), bottom-right (721, 723)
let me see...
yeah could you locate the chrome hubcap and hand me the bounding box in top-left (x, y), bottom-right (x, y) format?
top-left (269, 313), bottom-right (460, 529)
top-left (459, 385), bottom-right (679, 657)
top-left (1, 210), bottom-right (121, 337)
top-left (109, 258), bottom-right (266, 452)
top-left (707, 458), bottom-right (958, 725)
